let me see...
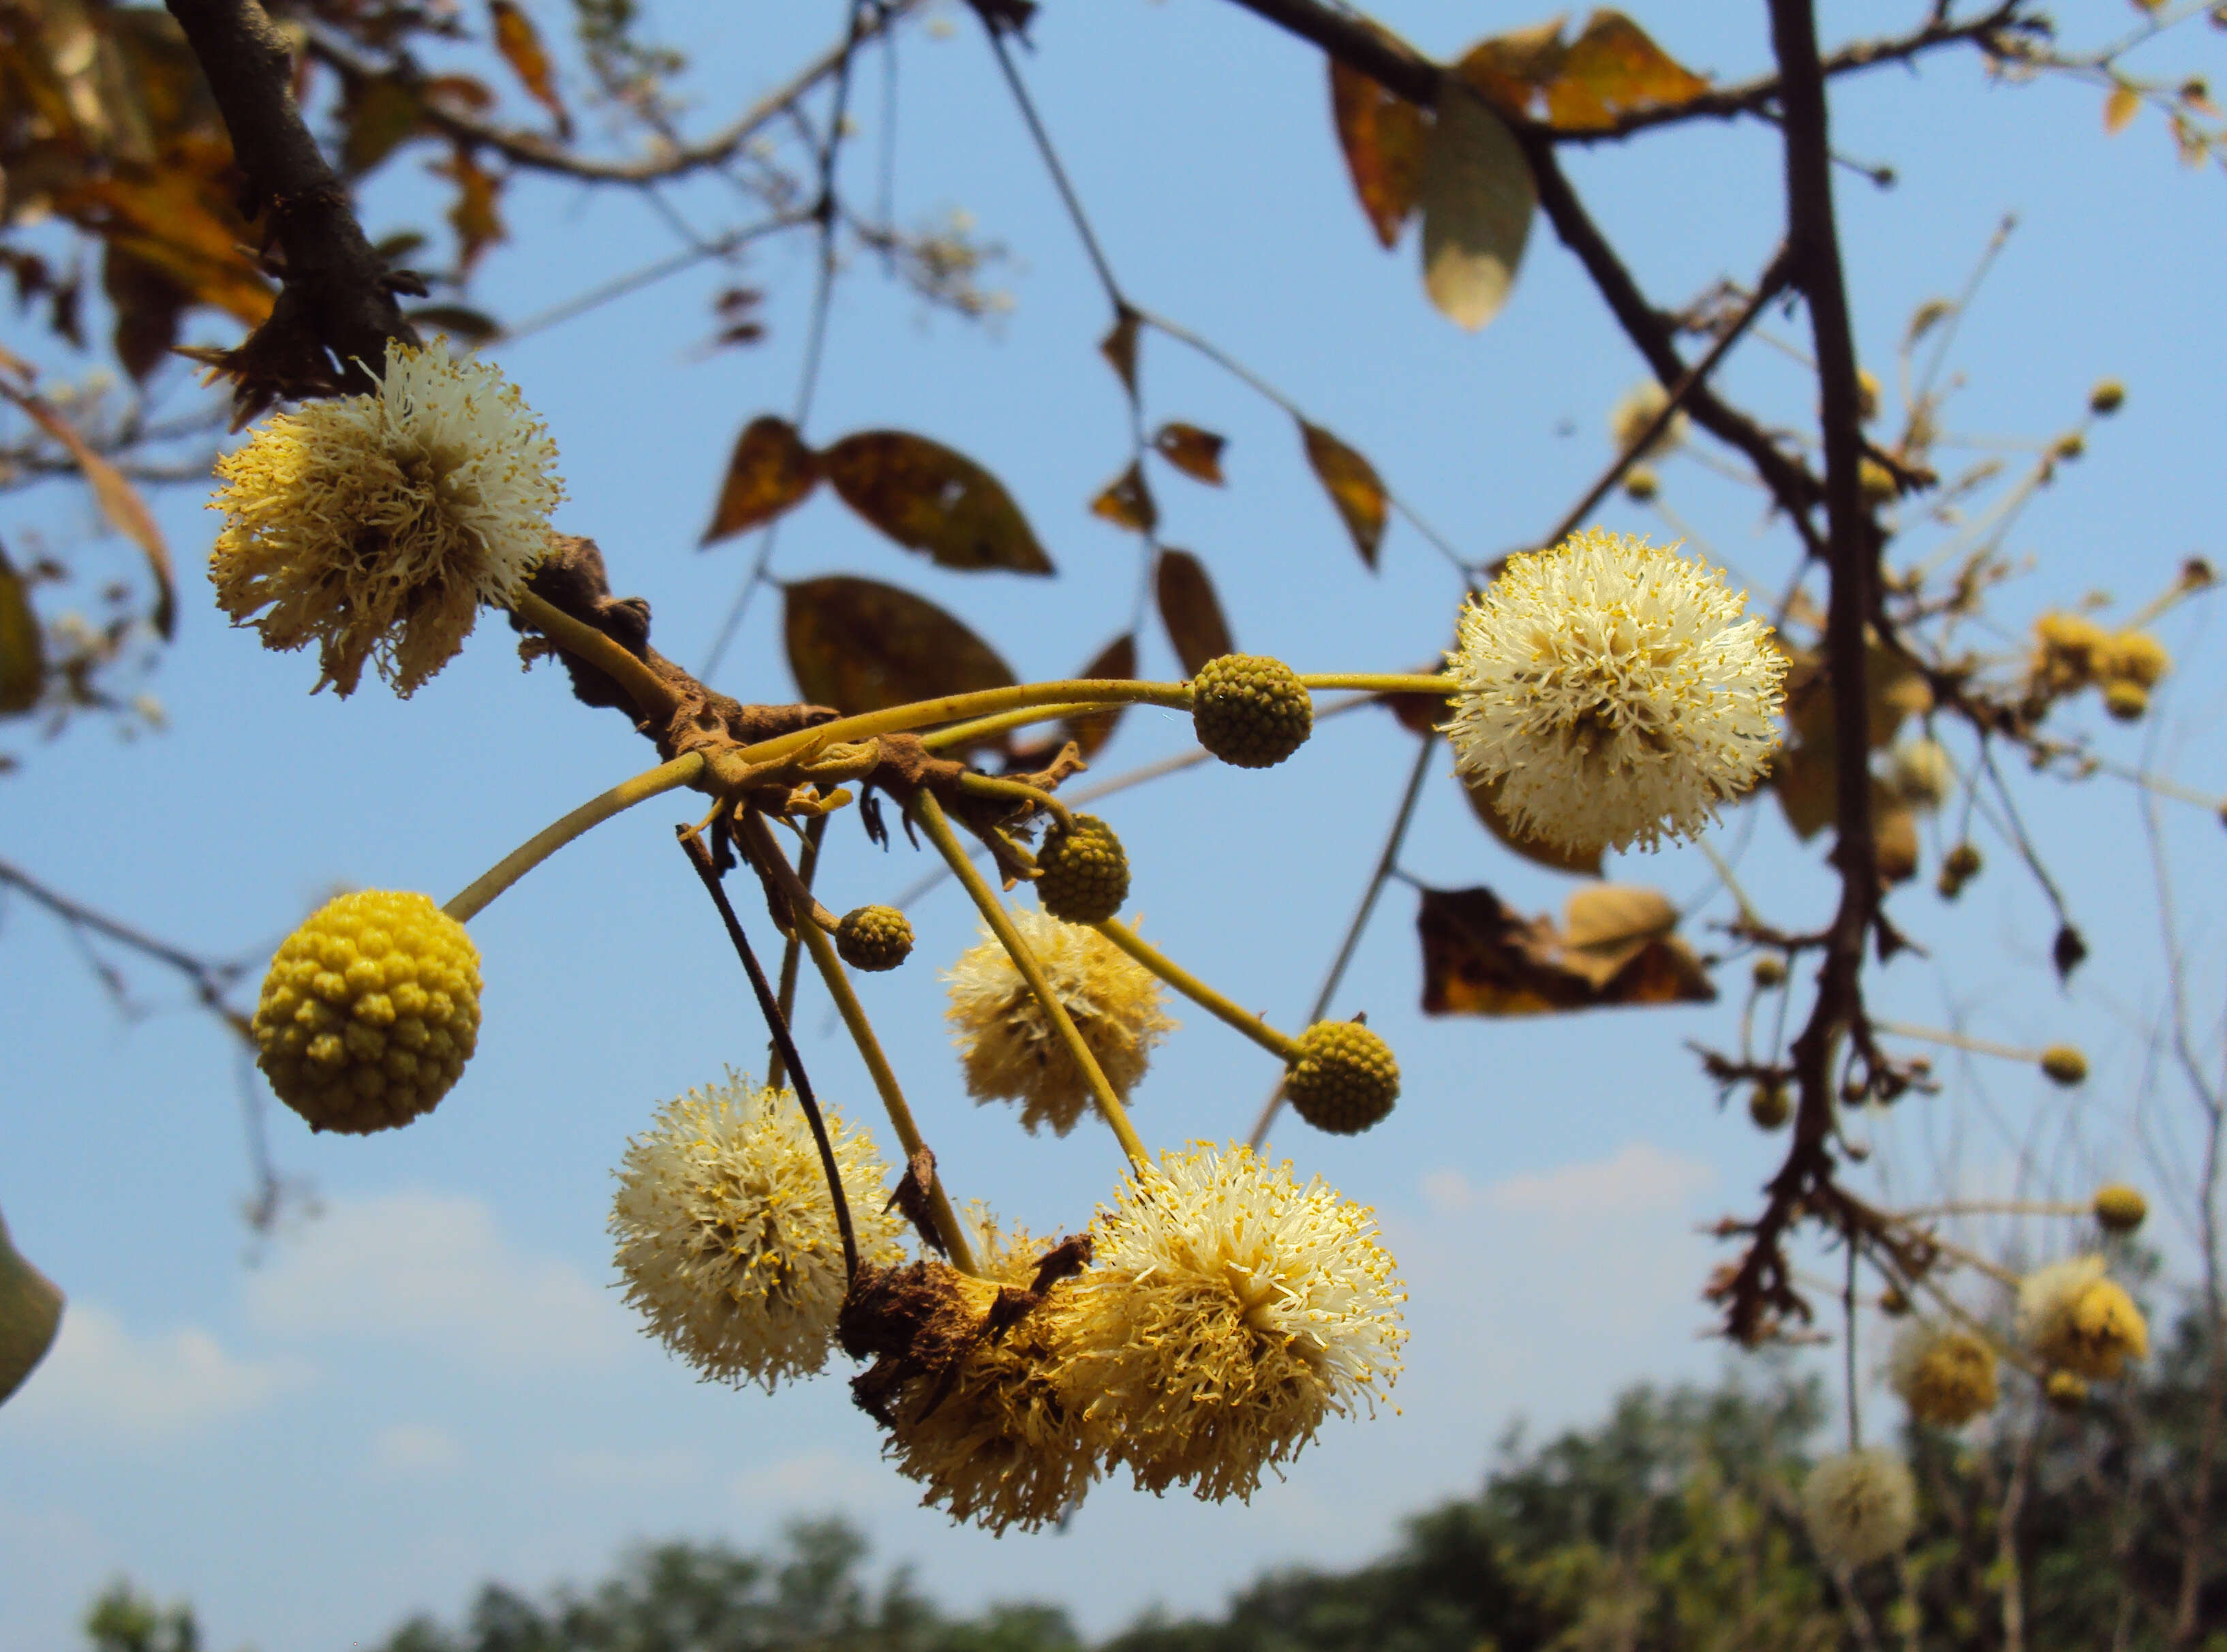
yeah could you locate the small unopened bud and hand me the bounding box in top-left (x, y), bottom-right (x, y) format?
top-left (1749, 1082), bottom-right (1791, 1131)
top-left (2089, 378), bottom-right (2125, 416)
top-left (2045, 1370), bottom-right (2089, 1412)
top-left (1860, 457), bottom-right (1899, 508)
top-left (2093, 1184), bottom-right (2147, 1234)
top-left (2055, 431), bottom-right (2085, 461)
top-left (2102, 679), bottom-right (2149, 722)
top-left (2040, 1045), bottom-right (2089, 1087)
top-left (1856, 367), bottom-right (1882, 423)
top-left (1751, 955), bottom-right (1787, 990)
top-left (1622, 465), bottom-right (1659, 502)
top-left (1878, 1285), bottom-right (1911, 1316)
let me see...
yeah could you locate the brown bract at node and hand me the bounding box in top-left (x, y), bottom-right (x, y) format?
top-left (885, 1146), bottom-right (949, 1257)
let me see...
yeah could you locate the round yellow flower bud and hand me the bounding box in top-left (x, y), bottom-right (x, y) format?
top-left (1748, 1082), bottom-right (1790, 1131)
top-left (2102, 679), bottom-right (2149, 722)
top-left (2045, 1370), bottom-right (2089, 1411)
top-left (2018, 1256), bottom-right (2149, 1380)
top-left (2093, 1184), bottom-right (2147, 1234)
top-left (2089, 378), bottom-right (2125, 416)
top-left (2040, 1045), bottom-right (2088, 1087)
top-left (251, 890), bottom-right (480, 1133)
top-left (2102, 630), bottom-right (2171, 689)
top-left (1890, 1322), bottom-right (1999, 1427)
top-left (1751, 955), bottom-right (1787, 990)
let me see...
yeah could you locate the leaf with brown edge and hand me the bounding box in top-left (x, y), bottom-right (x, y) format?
top-left (702, 416), bottom-right (821, 546)
top-left (1099, 309), bottom-right (1139, 397)
top-left (1463, 768), bottom-right (1603, 876)
top-left (1152, 422), bottom-right (1227, 485)
top-left (1329, 57), bottom-right (1427, 248)
top-left (0, 380), bottom-right (173, 637)
top-left (1299, 420), bottom-right (1389, 568)
top-left (1155, 550), bottom-right (1233, 678)
top-left (1417, 883), bottom-right (1713, 1018)
top-left (491, 0), bottom-right (570, 136)
top-left (783, 576), bottom-right (1016, 717)
top-left (435, 143), bottom-right (506, 272)
top-left (1455, 18), bottom-right (1569, 118)
top-left (1419, 82), bottom-right (1535, 332)
top-left (821, 432), bottom-right (1053, 575)
top-left (1541, 12), bottom-right (1708, 133)
top-left (1062, 633), bottom-right (1137, 759)
top-left (0, 544), bottom-right (45, 716)
top-left (1090, 461), bottom-right (1157, 532)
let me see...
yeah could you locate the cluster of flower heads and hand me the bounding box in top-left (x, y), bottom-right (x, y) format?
top-left (2028, 609), bottom-right (2171, 722)
top-left (606, 1110), bottom-right (1405, 1532)
top-left (209, 338), bottom-right (563, 697)
top-left (942, 906), bottom-right (1177, 1136)
top-left (1441, 530), bottom-right (1787, 855)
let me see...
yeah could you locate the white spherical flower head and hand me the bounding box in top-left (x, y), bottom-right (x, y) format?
top-left (1802, 1447), bottom-right (1917, 1568)
top-left (209, 337), bottom-right (564, 696)
top-left (609, 1071), bottom-right (907, 1390)
top-left (1444, 530), bottom-right (1787, 854)
top-left (1066, 1143), bottom-right (1406, 1503)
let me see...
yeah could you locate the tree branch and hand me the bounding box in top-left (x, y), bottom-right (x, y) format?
top-left (166, 0), bottom-right (418, 387)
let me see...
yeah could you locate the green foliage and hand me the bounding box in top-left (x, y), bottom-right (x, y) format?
top-left (172, 1346), bottom-right (2204, 1652)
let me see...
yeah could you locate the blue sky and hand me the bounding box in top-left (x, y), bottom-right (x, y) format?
top-left (3, 1), bottom-right (2225, 1647)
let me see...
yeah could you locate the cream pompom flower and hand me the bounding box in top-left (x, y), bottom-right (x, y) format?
top-left (880, 1217), bottom-right (1111, 1534)
top-left (1802, 1448), bottom-right (1917, 1568)
top-left (2016, 1255), bottom-right (2149, 1379)
top-left (942, 906), bottom-right (1176, 1136)
top-left (609, 1072), bottom-right (907, 1390)
top-left (1443, 530), bottom-right (1786, 855)
top-left (209, 337), bottom-right (564, 697)
top-left (1066, 1144), bottom-right (1406, 1503)
top-left (1888, 1320), bottom-right (1999, 1427)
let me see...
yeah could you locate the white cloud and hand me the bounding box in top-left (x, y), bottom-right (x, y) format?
top-left (3, 1302), bottom-right (307, 1443)
top-left (1425, 1140), bottom-right (1715, 1219)
top-left (374, 1422), bottom-right (461, 1475)
top-left (247, 1190), bottom-right (627, 1373)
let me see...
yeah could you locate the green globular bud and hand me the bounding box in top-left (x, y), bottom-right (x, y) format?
top-left (1035, 814), bottom-right (1129, 925)
top-left (1191, 654), bottom-right (1313, 770)
top-left (835, 905), bottom-right (913, 973)
top-left (1285, 1020), bottom-right (1400, 1135)
top-left (1749, 1082), bottom-right (1791, 1131)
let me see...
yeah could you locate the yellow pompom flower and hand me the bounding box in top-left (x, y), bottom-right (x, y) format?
top-left (251, 889), bottom-right (480, 1133)
top-left (1802, 1448), bottom-right (1917, 1568)
top-left (609, 1073), bottom-right (907, 1390)
top-left (1443, 530), bottom-right (1786, 855)
top-left (1608, 380), bottom-right (1687, 458)
top-left (209, 338), bottom-right (563, 697)
top-left (2017, 1255), bottom-right (2150, 1380)
top-left (2030, 611), bottom-right (2110, 696)
top-left (942, 906), bottom-right (1176, 1136)
top-left (1890, 1321), bottom-right (1999, 1427)
top-left (881, 1218), bottom-right (1110, 1534)
top-left (2101, 630), bottom-right (2171, 690)
top-left (1066, 1144), bottom-right (1406, 1503)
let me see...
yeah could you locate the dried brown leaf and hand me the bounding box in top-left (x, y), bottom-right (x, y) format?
top-left (1455, 17), bottom-right (1569, 117)
top-left (784, 575), bottom-right (1016, 717)
top-left (1298, 420), bottom-right (1389, 568)
top-left (1541, 12), bottom-right (1709, 132)
top-left (0, 544), bottom-right (45, 716)
top-left (1090, 460), bottom-right (1158, 532)
top-left (821, 431), bottom-right (1053, 574)
top-left (1417, 883), bottom-right (1713, 1017)
top-left (1329, 57), bottom-right (1428, 247)
top-left (1155, 549), bottom-right (1233, 677)
top-left (702, 416), bottom-right (821, 545)
top-left (1099, 310), bottom-right (1139, 397)
top-left (2105, 82), bottom-right (2142, 135)
top-left (1, 380), bottom-right (173, 637)
top-left (1062, 633), bottom-right (1137, 760)
top-left (1152, 421), bottom-right (1227, 485)
top-left (491, 0), bottom-right (570, 136)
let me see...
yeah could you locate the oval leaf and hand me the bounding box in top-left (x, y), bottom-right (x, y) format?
top-left (491, 0), bottom-right (570, 135)
top-left (1099, 310), bottom-right (1141, 397)
top-left (0, 1204), bottom-right (63, 1407)
top-left (1419, 85), bottom-right (1535, 332)
top-left (1062, 633), bottom-right (1137, 759)
top-left (1330, 58), bottom-right (1427, 248)
top-left (1299, 419), bottom-right (1389, 568)
top-left (1090, 461), bottom-right (1157, 532)
top-left (821, 431), bottom-right (1053, 574)
top-left (1542, 12), bottom-right (1709, 132)
top-left (1155, 549), bottom-right (1233, 677)
top-left (0, 545), bottom-right (45, 716)
top-left (784, 575), bottom-right (1015, 717)
top-left (1152, 421), bottom-right (1227, 485)
top-left (702, 416), bottom-right (821, 546)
